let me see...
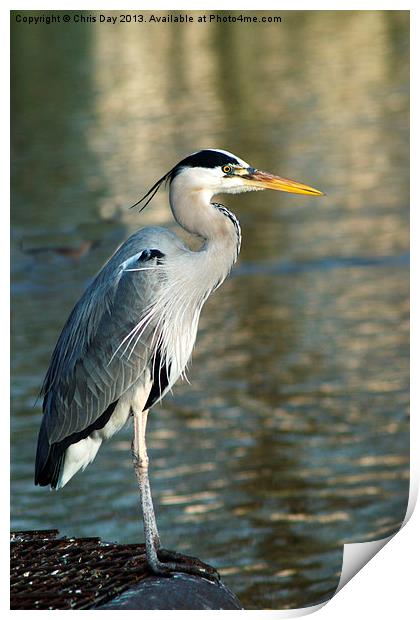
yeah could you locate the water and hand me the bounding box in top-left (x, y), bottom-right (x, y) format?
top-left (11, 10), bottom-right (409, 609)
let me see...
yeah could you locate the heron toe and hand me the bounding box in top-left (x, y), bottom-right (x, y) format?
top-left (147, 548), bottom-right (220, 582)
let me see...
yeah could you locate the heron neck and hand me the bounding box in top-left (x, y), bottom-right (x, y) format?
top-left (169, 185), bottom-right (240, 275)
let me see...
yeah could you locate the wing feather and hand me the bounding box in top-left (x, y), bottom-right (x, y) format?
top-left (35, 227), bottom-right (181, 484)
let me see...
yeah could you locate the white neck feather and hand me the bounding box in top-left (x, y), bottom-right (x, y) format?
top-left (169, 172), bottom-right (240, 286)
top-left (141, 171), bottom-right (240, 385)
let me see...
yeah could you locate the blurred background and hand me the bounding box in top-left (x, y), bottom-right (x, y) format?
top-left (11, 10), bottom-right (409, 610)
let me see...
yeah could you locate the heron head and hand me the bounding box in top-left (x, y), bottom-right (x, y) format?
top-left (132, 148), bottom-right (323, 211)
top-left (170, 149), bottom-right (324, 197)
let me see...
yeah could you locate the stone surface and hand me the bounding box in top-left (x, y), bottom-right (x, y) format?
top-left (98, 573), bottom-right (243, 610)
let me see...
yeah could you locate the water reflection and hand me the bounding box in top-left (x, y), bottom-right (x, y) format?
top-left (11, 10), bottom-right (409, 609)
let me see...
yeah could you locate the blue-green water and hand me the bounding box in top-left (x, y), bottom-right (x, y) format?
top-left (11, 10), bottom-right (409, 609)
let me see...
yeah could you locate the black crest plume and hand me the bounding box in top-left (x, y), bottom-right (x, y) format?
top-left (130, 170), bottom-right (173, 212)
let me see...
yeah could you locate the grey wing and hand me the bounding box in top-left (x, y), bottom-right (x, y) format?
top-left (35, 227), bottom-right (177, 487)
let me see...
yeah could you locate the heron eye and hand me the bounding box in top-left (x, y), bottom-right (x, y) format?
top-left (222, 164), bottom-right (234, 175)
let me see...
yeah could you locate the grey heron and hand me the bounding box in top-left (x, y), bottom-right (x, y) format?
top-left (35, 149), bottom-right (323, 580)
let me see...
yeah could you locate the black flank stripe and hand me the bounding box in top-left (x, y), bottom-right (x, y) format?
top-left (143, 348), bottom-right (171, 411)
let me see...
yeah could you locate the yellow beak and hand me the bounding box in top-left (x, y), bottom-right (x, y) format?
top-left (244, 169), bottom-right (324, 196)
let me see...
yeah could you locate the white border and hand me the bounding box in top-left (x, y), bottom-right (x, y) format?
top-left (5, 3), bottom-right (415, 618)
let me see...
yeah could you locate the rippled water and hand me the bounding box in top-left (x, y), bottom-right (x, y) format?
top-left (11, 10), bottom-right (409, 609)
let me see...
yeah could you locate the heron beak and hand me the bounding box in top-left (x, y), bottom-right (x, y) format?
top-left (243, 169), bottom-right (324, 196)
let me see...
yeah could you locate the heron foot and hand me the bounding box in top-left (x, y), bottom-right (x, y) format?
top-left (147, 548), bottom-right (220, 583)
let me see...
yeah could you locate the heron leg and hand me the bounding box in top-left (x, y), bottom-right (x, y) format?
top-left (132, 409), bottom-right (219, 582)
top-left (132, 409), bottom-right (161, 563)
